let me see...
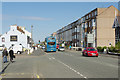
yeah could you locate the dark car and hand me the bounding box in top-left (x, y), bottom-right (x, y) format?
top-left (82, 47), bottom-right (98, 57)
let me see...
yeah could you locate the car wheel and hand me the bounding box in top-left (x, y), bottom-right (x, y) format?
top-left (82, 52), bottom-right (84, 56)
top-left (86, 53), bottom-right (88, 57)
top-left (17, 51), bottom-right (21, 54)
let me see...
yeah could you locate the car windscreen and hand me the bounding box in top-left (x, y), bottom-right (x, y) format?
top-left (88, 48), bottom-right (96, 51)
top-left (48, 42), bottom-right (55, 45)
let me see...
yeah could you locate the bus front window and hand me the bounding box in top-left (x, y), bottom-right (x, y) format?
top-left (48, 42), bottom-right (55, 45)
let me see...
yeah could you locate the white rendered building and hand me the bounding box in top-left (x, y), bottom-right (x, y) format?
top-left (0, 25), bottom-right (32, 50)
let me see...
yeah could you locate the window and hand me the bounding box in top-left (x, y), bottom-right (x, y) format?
top-left (89, 22), bottom-right (91, 27)
top-left (86, 16), bottom-right (88, 19)
top-left (83, 17), bottom-right (85, 22)
top-left (89, 14), bottom-right (91, 18)
top-left (10, 36), bottom-right (17, 41)
top-left (92, 19), bottom-right (96, 26)
top-left (48, 42), bottom-right (55, 45)
top-left (92, 12), bottom-right (94, 17)
top-left (88, 48), bottom-right (96, 51)
top-left (95, 11), bottom-right (97, 16)
top-left (2, 37), bottom-right (5, 42)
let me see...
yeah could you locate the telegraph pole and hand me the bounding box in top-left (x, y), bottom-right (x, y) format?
top-left (31, 25), bottom-right (33, 47)
top-left (31, 25), bottom-right (33, 39)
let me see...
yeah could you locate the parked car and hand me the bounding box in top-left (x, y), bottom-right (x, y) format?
top-left (58, 47), bottom-right (65, 51)
top-left (56, 44), bottom-right (59, 49)
top-left (82, 47), bottom-right (98, 57)
top-left (0, 46), bottom-right (4, 51)
top-left (42, 46), bottom-right (45, 49)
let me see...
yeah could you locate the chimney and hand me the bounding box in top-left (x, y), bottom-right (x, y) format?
top-left (10, 25), bottom-right (17, 31)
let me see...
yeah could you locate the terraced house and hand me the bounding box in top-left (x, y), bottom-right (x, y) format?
top-left (56, 5), bottom-right (120, 48)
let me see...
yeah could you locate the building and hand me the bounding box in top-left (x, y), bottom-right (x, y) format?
top-left (51, 32), bottom-right (58, 43)
top-left (56, 5), bottom-right (120, 48)
top-left (113, 16), bottom-right (120, 44)
top-left (0, 25), bottom-right (32, 50)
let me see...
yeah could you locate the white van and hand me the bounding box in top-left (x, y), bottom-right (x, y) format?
top-left (11, 44), bottom-right (23, 54)
top-left (0, 46), bottom-right (4, 51)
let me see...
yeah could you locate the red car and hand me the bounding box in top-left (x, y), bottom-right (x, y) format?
top-left (82, 47), bottom-right (98, 57)
top-left (56, 44), bottom-right (59, 49)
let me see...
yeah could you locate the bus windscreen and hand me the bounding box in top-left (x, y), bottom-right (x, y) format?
top-left (48, 42), bottom-right (55, 45)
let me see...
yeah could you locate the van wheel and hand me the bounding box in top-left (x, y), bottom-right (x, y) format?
top-left (17, 51), bottom-right (21, 54)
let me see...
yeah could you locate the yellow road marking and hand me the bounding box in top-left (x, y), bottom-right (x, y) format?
top-left (1, 73), bottom-right (5, 76)
top-left (36, 74), bottom-right (40, 78)
top-left (21, 73), bottom-right (24, 75)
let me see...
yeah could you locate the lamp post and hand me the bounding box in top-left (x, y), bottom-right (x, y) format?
top-left (31, 25), bottom-right (33, 39)
top-left (31, 25), bottom-right (33, 47)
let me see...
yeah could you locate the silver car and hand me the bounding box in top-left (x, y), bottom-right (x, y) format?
top-left (58, 47), bottom-right (65, 51)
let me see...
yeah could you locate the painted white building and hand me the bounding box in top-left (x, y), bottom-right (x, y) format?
top-left (0, 25), bottom-right (32, 50)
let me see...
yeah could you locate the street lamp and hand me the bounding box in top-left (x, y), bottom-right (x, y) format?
top-left (31, 25), bottom-right (33, 39)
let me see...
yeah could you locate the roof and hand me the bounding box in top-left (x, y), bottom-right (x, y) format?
top-left (17, 26), bottom-right (25, 34)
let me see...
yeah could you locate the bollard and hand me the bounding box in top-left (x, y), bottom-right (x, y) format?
top-left (27, 49), bottom-right (30, 54)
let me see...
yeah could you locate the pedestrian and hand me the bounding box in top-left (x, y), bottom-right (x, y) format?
top-left (2, 48), bottom-right (8, 63)
top-left (69, 45), bottom-right (71, 50)
top-left (9, 48), bottom-right (15, 63)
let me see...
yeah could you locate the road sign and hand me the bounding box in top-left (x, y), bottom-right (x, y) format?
top-left (87, 34), bottom-right (94, 43)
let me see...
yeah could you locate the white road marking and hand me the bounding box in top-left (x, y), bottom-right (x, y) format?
top-left (49, 58), bottom-right (51, 60)
top-left (77, 72), bottom-right (80, 74)
top-left (80, 74), bottom-right (83, 76)
top-left (52, 57), bottom-right (55, 59)
top-left (47, 56), bottom-right (56, 60)
top-left (56, 59), bottom-right (87, 79)
top-left (84, 77), bottom-right (87, 79)
top-left (47, 55), bottom-right (88, 79)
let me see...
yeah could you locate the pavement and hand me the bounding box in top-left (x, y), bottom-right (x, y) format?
top-left (0, 48), bottom-right (119, 80)
top-left (0, 51), bottom-right (2, 77)
top-left (0, 51), bottom-right (10, 76)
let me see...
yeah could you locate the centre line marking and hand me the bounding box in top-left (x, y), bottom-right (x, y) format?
top-left (56, 59), bottom-right (87, 79)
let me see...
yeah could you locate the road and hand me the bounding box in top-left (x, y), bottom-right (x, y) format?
top-left (1, 48), bottom-right (118, 79)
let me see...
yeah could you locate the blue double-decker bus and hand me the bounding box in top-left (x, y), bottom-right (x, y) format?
top-left (45, 36), bottom-right (56, 52)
